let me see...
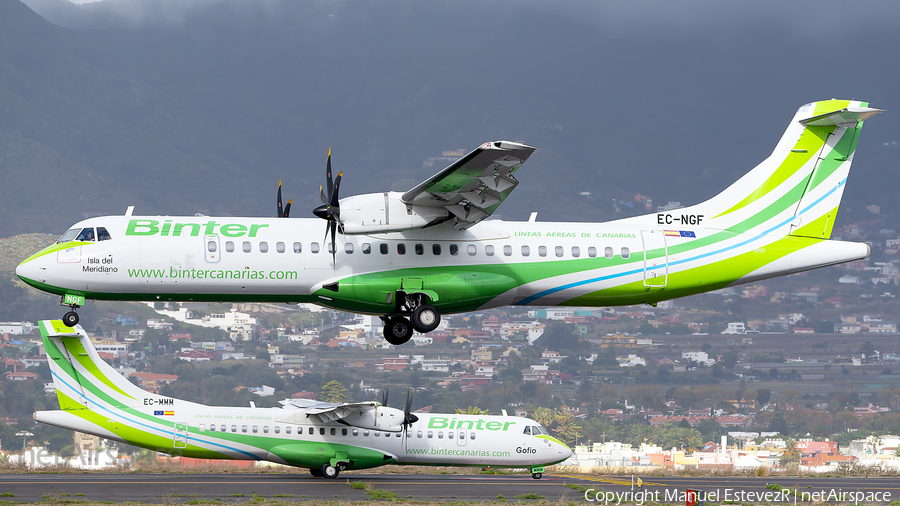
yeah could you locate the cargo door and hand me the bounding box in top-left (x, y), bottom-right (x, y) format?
top-left (640, 230), bottom-right (668, 288)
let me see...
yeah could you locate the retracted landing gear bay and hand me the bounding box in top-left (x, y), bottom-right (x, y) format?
top-left (61, 294), bottom-right (85, 327)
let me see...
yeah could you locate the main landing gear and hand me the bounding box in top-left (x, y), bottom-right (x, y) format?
top-left (311, 462), bottom-right (346, 479)
top-left (381, 293), bottom-right (442, 345)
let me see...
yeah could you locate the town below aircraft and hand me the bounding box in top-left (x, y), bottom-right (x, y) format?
top-left (16, 100), bottom-right (881, 345)
top-left (33, 320), bottom-right (571, 478)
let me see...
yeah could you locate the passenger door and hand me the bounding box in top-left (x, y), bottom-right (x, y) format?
top-left (640, 230), bottom-right (668, 288)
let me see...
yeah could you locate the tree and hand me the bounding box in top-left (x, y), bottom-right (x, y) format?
top-left (320, 380), bottom-right (351, 403)
top-left (757, 389), bottom-right (771, 404)
top-left (860, 341), bottom-right (877, 360)
top-left (768, 412), bottom-right (789, 435)
top-left (780, 439), bottom-right (801, 465)
top-left (551, 407), bottom-right (581, 446)
top-left (455, 406), bottom-right (487, 415)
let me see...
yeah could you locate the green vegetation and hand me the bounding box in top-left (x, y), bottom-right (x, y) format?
top-left (514, 493), bottom-right (545, 500)
top-left (349, 482), bottom-right (369, 490)
top-left (367, 489), bottom-right (398, 500)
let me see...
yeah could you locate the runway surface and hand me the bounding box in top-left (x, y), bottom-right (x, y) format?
top-left (0, 473), bottom-right (897, 502)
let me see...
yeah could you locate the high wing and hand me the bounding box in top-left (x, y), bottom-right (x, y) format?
top-left (278, 399), bottom-right (406, 431)
top-left (402, 140), bottom-right (536, 229)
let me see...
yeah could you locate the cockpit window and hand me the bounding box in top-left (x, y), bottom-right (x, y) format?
top-left (57, 228), bottom-right (81, 243)
top-left (523, 426), bottom-right (532, 435)
top-left (75, 228), bottom-right (96, 242)
top-left (533, 425), bottom-right (548, 435)
top-left (97, 227), bottom-right (111, 241)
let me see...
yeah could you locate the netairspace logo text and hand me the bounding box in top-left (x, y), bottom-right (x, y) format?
top-left (582, 488), bottom-right (893, 505)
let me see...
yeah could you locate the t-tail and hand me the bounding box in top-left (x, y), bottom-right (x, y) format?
top-left (35, 320), bottom-right (207, 451)
top-left (616, 99), bottom-right (880, 283)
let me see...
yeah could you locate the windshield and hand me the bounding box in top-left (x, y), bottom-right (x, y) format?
top-left (57, 228), bottom-right (81, 243)
top-left (75, 228), bottom-right (96, 242)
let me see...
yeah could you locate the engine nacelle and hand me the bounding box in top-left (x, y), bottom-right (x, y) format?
top-left (340, 192), bottom-right (449, 234)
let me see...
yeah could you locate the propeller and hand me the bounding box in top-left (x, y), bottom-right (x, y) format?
top-left (276, 179), bottom-right (292, 218)
top-left (402, 387), bottom-right (418, 441)
top-left (380, 381), bottom-right (390, 407)
top-left (312, 148), bottom-right (343, 260)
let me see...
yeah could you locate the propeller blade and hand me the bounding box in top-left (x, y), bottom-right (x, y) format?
top-left (283, 200), bottom-right (292, 218)
top-left (277, 178), bottom-right (284, 218)
top-left (319, 185), bottom-right (328, 205)
top-left (325, 148), bottom-right (333, 201)
top-left (329, 220), bottom-right (337, 262)
top-left (382, 385), bottom-right (389, 407)
top-left (331, 172), bottom-right (343, 207)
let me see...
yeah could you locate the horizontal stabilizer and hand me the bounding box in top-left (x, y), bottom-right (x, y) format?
top-left (800, 106), bottom-right (882, 127)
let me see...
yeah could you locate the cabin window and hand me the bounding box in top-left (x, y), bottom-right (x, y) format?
top-left (306, 427), bottom-right (312, 435)
top-left (539, 246), bottom-right (547, 257)
top-left (97, 227), bottom-right (112, 241)
top-left (374, 431), bottom-right (380, 437)
top-left (450, 244), bottom-right (459, 256)
top-left (327, 242), bottom-right (334, 254)
top-left (274, 426), bottom-right (280, 434)
top-left (345, 243), bottom-right (354, 254)
top-left (415, 244), bottom-right (424, 255)
top-left (231, 425), bottom-right (236, 432)
top-left (241, 425), bottom-right (248, 433)
top-left (320, 428), bottom-right (325, 435)
top-left (259, 242), bottom-right (268, 253)
top-left (621, 247), bottom-right (631, 259)
top-left (57, 229), bottom-right (80, 243)
top-left (311, 242), bottom-right (320, 253)
top-left (352, 429), bottom-right (359, 436)
top-left (588, 246), bottom-right (597, 258)
top-left (417, 431), bottom-right (423, 438)
top-left (362, 243), bottom-right (371, 254)
top-left (522, 245), bottom-right (530, 256)
top-left (458, 430), bottom-right (465, 441)
top-left (572, 246), bottom-right (581, 257)
top-left (503, 245), bottom-right (512, 256)
top-left (523, 426), bottom-right (532, 435)
top-left (330, 428), bottom-right (336, 435)
top-left (226, 241), bottom-right (235, 252)
top-left (242, 241), bottom-right (251, 253)
top-left (252, 426), bottom-right (258, 433)
top-left (604, 246), bottom-right (614, 259)
top-left (432, 244), bottom-right (441, 255)
top-left (555, 246), bottom-right (564, 257)
top-left (380, 243), bottom-right (388, 254)
top-left (407, 430), bottom-right (412, 438)
top-left (395, 432), bottom-right (401, 438)
top-left (210, 425), bottom-right (216, 432)
top-left (199, 424), bottom-right (206, 432)
top-left (293, 242), bottom-right (302, 253)
top-left (437, 431), bottom-right (443, 439)
top-left (485, 245), bottom-right (494, 256)
top-left (363, 430), bottom-right (370, 436)
top-left (427, 431), bottom-right (433, 439)
top-left (342, 428), bottom-right (347, 436)
top-left (207, 241), bottom-right (217, 253)
top-left (285, 426), bottom-right (291, 434)
top-left (448, 431), bottom-right (454, 440)
top-left (263, 426), bottom-right (269, 434)
top-left (276, 242), bottom-right (285, 253)
top-left (470, 432), bottom-right (476, 440)
top-left (397, 244), bottom-right (406, 255)
top-left (467, 244), bottom-right (477, 256)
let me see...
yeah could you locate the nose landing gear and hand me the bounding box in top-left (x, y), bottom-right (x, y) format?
top-left (60, 294), bottom-right (85, 327)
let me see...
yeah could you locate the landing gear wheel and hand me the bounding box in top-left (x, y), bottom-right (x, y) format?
top-left (63, 311), bottom-right (79, 327)
top-left (309, 468), bottom-right (323, 478)
top-left (411, 304), bottom-right (440, 333)
top-left (321, 463), bottom-right (339, 479)
top-left (532, 472), bottom-right (542, 480)
top-left (383, 317), bottom-right (413, 345)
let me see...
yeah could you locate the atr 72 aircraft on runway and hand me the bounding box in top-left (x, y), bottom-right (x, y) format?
top-left (17, 100), bottom-right (880, 345)
top-left (34, 319), bottom-right (571, 478)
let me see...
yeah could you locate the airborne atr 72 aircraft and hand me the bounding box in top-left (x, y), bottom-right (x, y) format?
top-left (17, 100), bottom-right (880, 345)
top-left (34, 320), bottom-right (571, 478)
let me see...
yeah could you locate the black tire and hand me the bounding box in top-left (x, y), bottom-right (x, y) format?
top-left (411, 304), bottom-right (440, 333)
top-left (63, 311), bottom-right (79, 327)
top-left (532, 472), bottom-right (542, 480)
top-left (383, 317), bottom-right (412, 345)
top-left (321, 464), bottom-right (339, 479)
top-left (309, 468), bottom-right (324, 478)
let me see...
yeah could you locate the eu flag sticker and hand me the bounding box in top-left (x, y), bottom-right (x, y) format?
top-left (154, 410), bottom-right (164, 415)
top-left (679, 231), bottom-right (696, 238)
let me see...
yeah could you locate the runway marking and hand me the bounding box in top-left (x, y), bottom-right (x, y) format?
top-left (0, 480), bottom-right (563, 486)
top-left (554, 475), bottom-right (666, 487)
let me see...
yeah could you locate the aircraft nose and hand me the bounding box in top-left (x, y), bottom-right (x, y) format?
top-left (16, 257), bottom-right (43, 285)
